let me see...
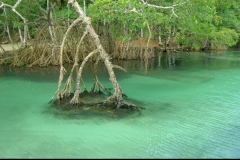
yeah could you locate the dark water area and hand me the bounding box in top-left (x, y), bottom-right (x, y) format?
top-left (0, 48), bottom-right (240, 158)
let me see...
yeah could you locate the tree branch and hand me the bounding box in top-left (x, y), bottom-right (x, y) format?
top-left (141, 0), bottom-right (187, 17)
top-left (0, 0), bottom-right (28, 47)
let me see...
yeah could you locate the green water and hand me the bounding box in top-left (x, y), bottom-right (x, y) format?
top-left (0, 49), bottom-right (240, 158)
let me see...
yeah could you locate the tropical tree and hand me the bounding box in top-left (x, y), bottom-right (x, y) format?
top-left (54, 0), bottom-right (143, 109)
top-left (174, 0), bottom-right (239, 50)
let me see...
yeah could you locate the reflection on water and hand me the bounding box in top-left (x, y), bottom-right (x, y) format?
top-left (0, 49), bottom-right (240, 158)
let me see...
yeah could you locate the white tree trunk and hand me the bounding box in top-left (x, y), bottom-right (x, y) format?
top-left (56, 0), bottom-right (137, 109)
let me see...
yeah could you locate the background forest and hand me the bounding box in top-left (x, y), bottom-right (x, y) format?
top-left (0, 0), bottom-right (239, 56)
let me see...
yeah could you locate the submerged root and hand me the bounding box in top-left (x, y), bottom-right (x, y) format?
top-left (47, 91), bottom-right (144, 119)
top-left (61, 76), bottom-right (74, 97)
top-left (91, 79), bottom-right (107, 93)
top-left (102, 94), bottom-right (145, 110)
top-left (50, 90), bottom-right (145, 112)
top-left (70, 89), bottom-right (80, 105)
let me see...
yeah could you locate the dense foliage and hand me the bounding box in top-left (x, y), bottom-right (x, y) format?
top-left (88, 0), bottom-right (240, 50)
top-left (0, 0), bottom-right (239, 50)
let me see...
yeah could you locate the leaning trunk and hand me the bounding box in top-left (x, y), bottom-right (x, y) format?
top-left (55, 0), bottom-right (140, 109)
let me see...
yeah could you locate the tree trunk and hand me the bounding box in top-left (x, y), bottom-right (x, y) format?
top-left (56, 0), bottom-right (142, 109)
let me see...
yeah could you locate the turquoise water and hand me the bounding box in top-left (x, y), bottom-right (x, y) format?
top-left (0, 49), bottom-right (240, 158)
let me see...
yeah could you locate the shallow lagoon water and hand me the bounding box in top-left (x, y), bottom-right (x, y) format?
top-left (0, 49), bottom-right (240, 158)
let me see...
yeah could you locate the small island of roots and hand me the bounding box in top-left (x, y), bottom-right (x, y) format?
top-left (47, 90), bottom-right (146, 119)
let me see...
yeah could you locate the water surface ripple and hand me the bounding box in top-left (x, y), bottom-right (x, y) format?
top-left (0, 49), bottom-right (240, 158)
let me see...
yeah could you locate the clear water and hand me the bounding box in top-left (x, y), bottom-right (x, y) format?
top-left (0, 48), bottom-right (240, 158)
